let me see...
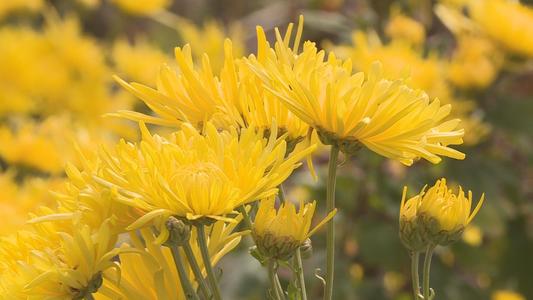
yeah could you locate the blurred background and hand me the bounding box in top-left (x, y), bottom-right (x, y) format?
top-left (0, 0), bottom-right (532, 299)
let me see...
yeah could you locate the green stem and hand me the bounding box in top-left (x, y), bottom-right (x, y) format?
top-left (170, 245), bottom-right (200, 300)
top-left (237, 205), bottom-right (253, 232)
top-left (423, 246), bottom-right (435, 300)
top-left (278, 184), bottom-right (286, 204)
top-left (324, 145), bottom-right (339, 300)
top-left (183, 242), bottom-right (211, 299)
top-left (410, 251), bottom-right (421, 300)
top-left (295, 248), bottom-right (308, 300)
top-left (268, 260), bottom-right (285, 300)
top-left (197, 224), bottom-right (222, 300)
top-left (84, 294), bottom-right (95, 300)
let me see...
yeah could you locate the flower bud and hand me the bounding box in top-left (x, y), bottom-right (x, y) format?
top-left (399, 179), bottom-right (484, 249)
top-left (164, 216), bottom-right (191, 247)
top-left (252, 196), bottom-right (336, 261)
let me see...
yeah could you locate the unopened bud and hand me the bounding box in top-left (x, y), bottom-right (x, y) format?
top-left (164, 216), bottom-right (191, 247)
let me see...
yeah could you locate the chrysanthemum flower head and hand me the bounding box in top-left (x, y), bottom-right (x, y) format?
top-left (253, 197), bottom-right (336, 260)
top-left (249, 22), bottom-right (465, 164)
top-left (399, 178), bottom-right (484, 249)
top-left (94, 121), bottom-right (315, 243)
top-left (385, 12), bottom-right (426, 46)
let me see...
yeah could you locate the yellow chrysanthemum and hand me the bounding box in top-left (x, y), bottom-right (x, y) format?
top-left (97, 218), bottom-right (246, 299)
top-left (385, 13), bottom-right (426, 46)
top-left (399, 178), bottom-right (484, 249)
top-left (332, 30), bottom-right (490, 145)
top-left (115, 37), bottom-right (309, 142)
top-left (177, 19), bottom-right (245, 73)
top-left (93, 122), bottom-right (315, 242)
top-left (0, 220), bottom-right (136, 299)
top-left (112, 38), bottom-right (170, 84)
top-left (250, 24), bottom-right (465, 164)
top-left (112, 0), bottom-right (169, 15)
top-left (253, 197), bottom-right (336, 259)
top-left (470, 0), bottom-right (533, 57)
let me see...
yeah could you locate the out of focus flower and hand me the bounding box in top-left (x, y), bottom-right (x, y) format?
top-left (112, 38), bottom-right (169, 84)
top-left (251, 24), bottom-right (465, 164)
top-left (448, 34), bottom-right (503, 89)
top-left (0, 173), bottom-right (63, 236)
top-left (0, 15), bottom-right (132, 123)
top-left (93, 122), bottom-right (314, 243)
top-left (177, 19), bottom-right (245, 73)
top-left (253, 197), bottom-right (336, 260)
top-left (470, 0), bottom-right (533, 57)
top-left (0, 0), bottom-right (43, 19)
top-left (399, 178), bottom-right (484, 249)
top-left (492, 290), bottom-right (526, 300)
top-left (112, 0), bottom-right (169, 15)
top-left (462, 224), bottom-right (483, 246)
top-left (385, 13), bottom-right (426, 46)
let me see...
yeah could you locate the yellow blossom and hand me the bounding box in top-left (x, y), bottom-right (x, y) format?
top-left (0, 220), bottom-right (137, 299)
top-left (112, 38), bottom-right (170, 84)
top-left (470, 0), bottom-right (533, 57)
top-left (115, 38), bottom-right (308, 142)
top-left (97, 218), bottom-right (246, 299)
top-left (400, 178), bottom-right (484, 248)
top-left (93, 122), bottom-right (315, 243)
top-left (385, 13), bottom-right (426, 46)
top-left (250, 21), bottom-right (465, 164)
top-left (177, 19), bottom-right (245, 73)
top-left (112, 0), bottom-right (169, 15)
top-left (253, 196), bottom-right (336, 259)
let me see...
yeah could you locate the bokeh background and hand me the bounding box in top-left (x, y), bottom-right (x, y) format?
top-left (1, 0), bottom-right (532, 299)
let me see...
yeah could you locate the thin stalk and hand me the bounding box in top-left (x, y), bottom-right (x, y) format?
top-left (237, 205), bottom-right (253, 231)
top-left (324, 145), bottom-right (339, 300)
top-left (422, 246), bottom-right (435, 300)
top-left (410, 251), bottom-right (421, 300)
top-left (268, 260), bottom-right (285, 300)
top-left (84, 294), bottom-right (95, 300)
top-left (170, 246), bottom-right (200, 300)
top-left (183, 242), bottom-right (211, 299)
top-left (294, 248), bottom-right (308, 300)
top-left (197, 224), bottom-right (222, 300)
top-left (278, 184), bottom-right (286, 204)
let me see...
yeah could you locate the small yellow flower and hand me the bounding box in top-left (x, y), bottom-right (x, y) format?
top-left (492, 290), bottom-right (526, 300)
top-left (112, 0), bottom-right (169, 15)
top-left (470, 0), bottom-right (533, 57)
top-left (253, 197), bottom-right (336, 260)
top-left (385, 13), bottom-right (426, 46)
top-left (112, 38), bottom-right (169, 84)
top-left (399, 178), bottom-right (484, 249)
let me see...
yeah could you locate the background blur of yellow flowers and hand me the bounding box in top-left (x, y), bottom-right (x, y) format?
top-left (0, 0), bottom-right (531, 299)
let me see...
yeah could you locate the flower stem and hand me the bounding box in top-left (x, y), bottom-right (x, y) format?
top-left (183, 242), bottom-right (211, 299)
top-left (84, 293), bottom-right (95, 300)
top-left (237, 205), bottom-right (253, 231)
top-left (197, 224), bottom-right (222, 300)
top-left (410, 251), bottom-right (421, 300)
top-left (324, 145), bottom-right (339, 300)
top-left (295, 248), bottom-right (308, 300)
top-left (170, 245), bottom-right (200, 300)
top-left (278, 184), bottom-right (286, 204)
top-left (423, 246), bottom-right (435, 300)
top-left (268, 260), bottom-right (285, 300)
